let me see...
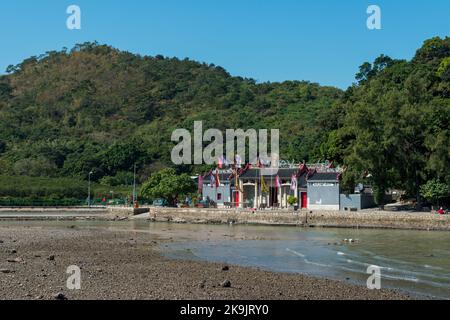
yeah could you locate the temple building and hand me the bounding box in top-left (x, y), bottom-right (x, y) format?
top-left (199, 163), bottom-right (352, 210)
top-left (237, 168), bottom-right (308, 209)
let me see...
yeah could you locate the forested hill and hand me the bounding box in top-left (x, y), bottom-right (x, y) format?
top-left (320, 36), bottom-right (449, 202)
top-left (0, 37), bottom-right (448, 205)
top-left (0, 41), bottom-right (342, 183)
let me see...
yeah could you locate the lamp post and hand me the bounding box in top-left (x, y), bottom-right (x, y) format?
top-left (132, 163), bottom-right (137, 207)
top-left (88, 171), bottom-right (93, 207)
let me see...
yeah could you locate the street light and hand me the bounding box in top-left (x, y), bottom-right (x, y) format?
top-left (132, 163), bottom-right (137, 207)
top-left (88, 171), bottom-right (93, 207)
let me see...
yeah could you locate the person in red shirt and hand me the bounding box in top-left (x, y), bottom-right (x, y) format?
top-left (437, 207), bottom-right (445, 215)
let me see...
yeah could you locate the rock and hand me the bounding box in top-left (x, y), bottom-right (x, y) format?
top-left (9, 249), bottom-right (17, 254)
top-left (198, 280), bottom-right (206, 289)
top-left (0, 240), bottom-right (3, 244)
top-left (0, 269), bottom-right (13, 274)
top-left (221, 280), bottom-right (231, 288)
top-left (54, 292), bottom-right (68, 300)
top-left (7, 257), bottom-right (23, 263)
top-left (47, 255), bottom-right (55, 261)
top-left (222, 266), bottom-right (229, 271)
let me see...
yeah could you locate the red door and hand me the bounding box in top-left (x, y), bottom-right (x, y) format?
top-left (234, 191), bottom-right (240, 208)
top-left (301, 192), bottom-right (307, 209)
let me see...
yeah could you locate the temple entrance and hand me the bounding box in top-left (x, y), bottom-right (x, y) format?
top-left (301, 192), bottom-right (308, 209)
top-left (270, 187), bottom-right (278, 207)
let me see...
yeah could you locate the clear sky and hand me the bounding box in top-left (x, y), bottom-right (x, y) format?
top-left (0, 0), bottom-right (448, 89)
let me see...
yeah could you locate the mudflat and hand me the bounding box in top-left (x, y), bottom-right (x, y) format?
top-left (0, 224), bottom-right (410, 300)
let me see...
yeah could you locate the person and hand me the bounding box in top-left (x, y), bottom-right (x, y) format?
top-left (437, 207), bottom-right (445, 215)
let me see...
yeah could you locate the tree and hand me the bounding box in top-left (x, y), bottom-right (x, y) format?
top-left (355, 55), bottom-right (396, 84)
top-left (420, 179), bottom-right (450, 207)
top-left (140, 168), bottom-right (196, 205)
top-left (355, 62), bottom-right (373, 84)
top-left (325, 39), bottom-right (449, 207)
top-left (413, 36), bottom-right (450, 65)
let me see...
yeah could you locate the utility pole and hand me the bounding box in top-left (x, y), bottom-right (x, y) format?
top-left (88, 171), bottom-right (93, 207)
top-left (132, 163), bottom-right (137, 206)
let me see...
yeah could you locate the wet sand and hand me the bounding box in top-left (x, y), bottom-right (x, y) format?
top-left (0, 224), bottom-right (410, 300)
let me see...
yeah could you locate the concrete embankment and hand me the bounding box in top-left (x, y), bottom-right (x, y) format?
top-left (1, 206), bottom-right (448, 231)
top-left (147, 207), bottom-right (450, 231)
top-left (0, 206), bottom-right (149, 221)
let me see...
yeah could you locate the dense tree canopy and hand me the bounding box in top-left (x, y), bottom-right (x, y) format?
top-left (321, 36), bottom-right (450, 205)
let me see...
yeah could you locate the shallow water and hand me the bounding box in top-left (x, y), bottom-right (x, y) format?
top-left (1, 220), bottom-right (449, 299)
top-left (164, 225), bottom-right (450, 299)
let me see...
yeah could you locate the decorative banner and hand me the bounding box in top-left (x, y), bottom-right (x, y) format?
top-left (275, 175), bottom-right (281, 188)
top-left (198, 175), bottom-right (204, 193)
top-left (235, 154), bottom-right (242, 168)
top-left (261, 173), bottom-right (269, 194)
top-left (215, 171), bottom-right (221, 187)
top-left (210, 174), bottom-right (216, 187)
top-left (290, 174), bottom-right (298, 191)
top-left (235, 173), bottom-right (243, 193)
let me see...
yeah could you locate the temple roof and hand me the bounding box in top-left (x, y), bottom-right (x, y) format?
top-left (307, 171), bottom-right (340, 182)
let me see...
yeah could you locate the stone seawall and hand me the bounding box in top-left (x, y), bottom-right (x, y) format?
top-left (148, 207), bottom-right (450, 231)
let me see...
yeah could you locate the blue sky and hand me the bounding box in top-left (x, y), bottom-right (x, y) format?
top-left (0, 0), bottom-right (448, 88)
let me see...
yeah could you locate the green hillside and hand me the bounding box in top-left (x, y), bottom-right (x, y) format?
top-left (0, 42), bottom-right (342, 182)
top-left (0, 37), bottom-right (448, 205)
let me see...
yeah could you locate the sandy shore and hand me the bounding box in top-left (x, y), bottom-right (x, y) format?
top-left (0, 223), bottom-right (410, 300)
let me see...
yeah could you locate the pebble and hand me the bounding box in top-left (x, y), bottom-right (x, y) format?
top-left (343, 239), bottom-right (359, 243)
top-left (54, 292), bottom-right (68, 300)
top-left (47, 255), bottom-right (55, 261)
top-left (222, 266), bottom-right (229, 271)
top-left (221, 280), bottom-right (231, 288)
top-left (7, 257), bottom-right (23, 263)
top-left (0, 269), bottom-right (13, 274)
